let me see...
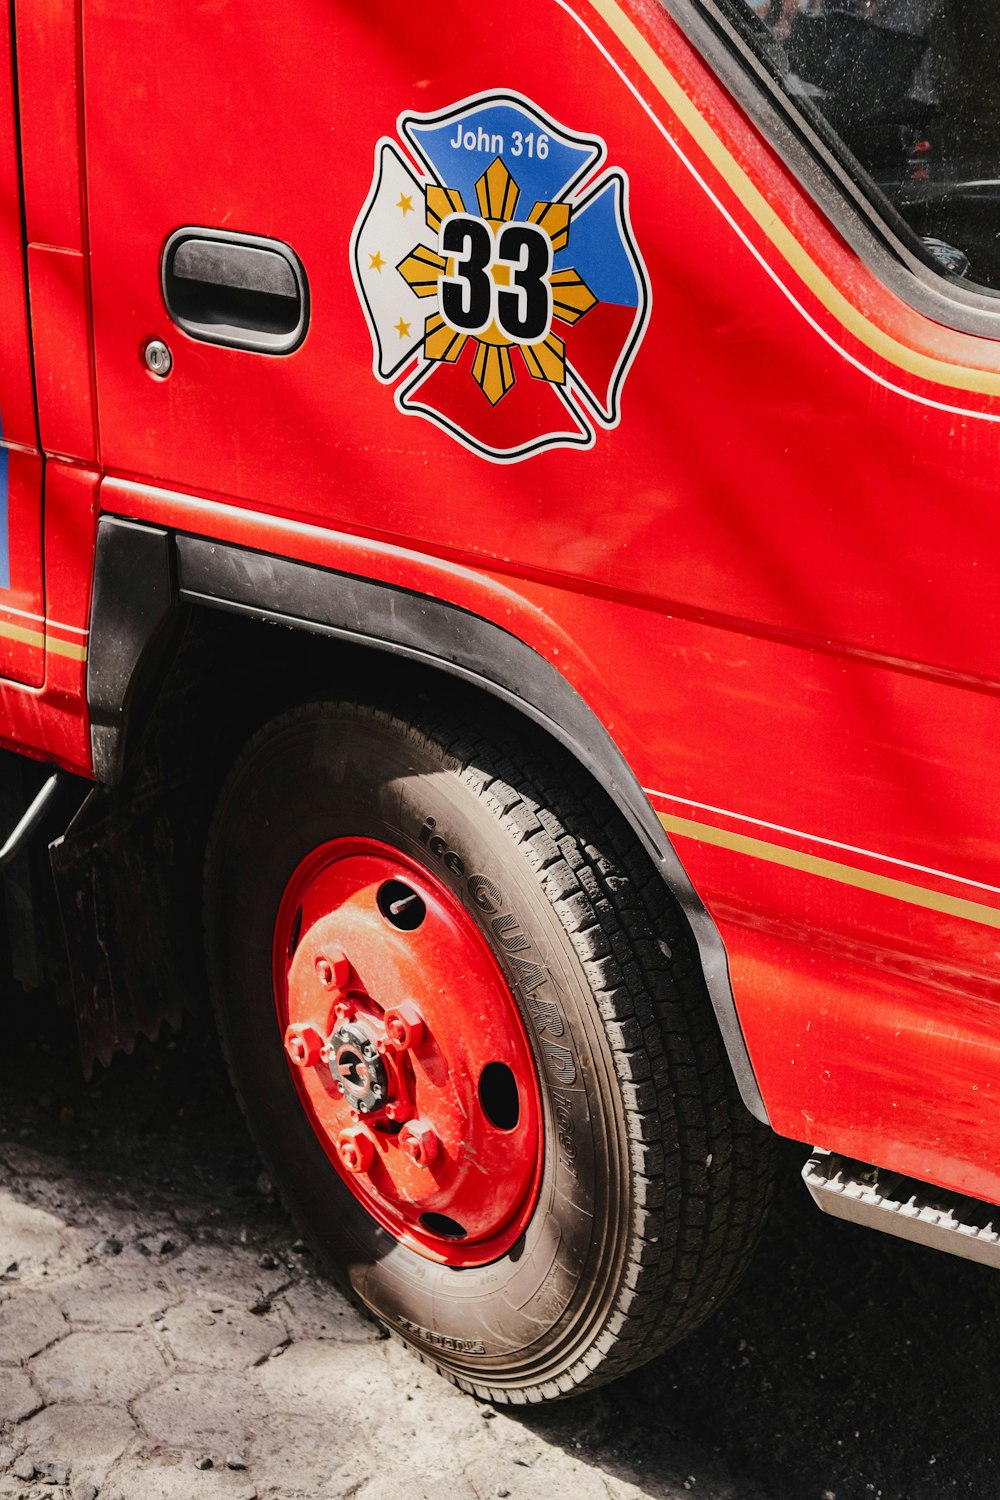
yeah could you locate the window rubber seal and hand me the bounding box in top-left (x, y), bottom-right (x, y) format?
top-left (658, 0), bottom-right (1000, 342)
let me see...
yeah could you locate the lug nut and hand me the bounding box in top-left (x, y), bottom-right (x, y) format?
top-left (315, 948), bottom-right (350, 992)
top-left (336, 1127), bottom-right (375, 1174)
top-left (384, 1001), bottom-right (424, 1051)
top-left (283, 1023), bottom-right (326, 1069)
top-left (400, 1120), bottom-right (439, 1168)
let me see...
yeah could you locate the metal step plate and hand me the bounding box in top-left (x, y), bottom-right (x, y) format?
top-left (803, 1150), bottom-right (1000, 1270)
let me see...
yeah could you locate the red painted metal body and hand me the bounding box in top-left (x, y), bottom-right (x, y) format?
top-left (3, 1), bottom-right (1000, 1208)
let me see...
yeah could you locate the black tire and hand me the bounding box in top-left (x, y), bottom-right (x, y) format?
top-left (204, 697), bottom-right (773, 1401)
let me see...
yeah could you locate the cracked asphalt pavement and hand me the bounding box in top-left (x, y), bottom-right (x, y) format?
top-left (2, 991), bottom-right (1000, 1500)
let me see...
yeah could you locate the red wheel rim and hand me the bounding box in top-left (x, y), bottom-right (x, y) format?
top-left (272, 838), bottom-right (543, 1266)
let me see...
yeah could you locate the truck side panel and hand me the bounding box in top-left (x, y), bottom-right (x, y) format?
top-left (7, 0), bottom-right (994, 1202)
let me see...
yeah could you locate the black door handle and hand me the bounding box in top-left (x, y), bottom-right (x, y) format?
top-left (161, 227), bottom-right (308, 354)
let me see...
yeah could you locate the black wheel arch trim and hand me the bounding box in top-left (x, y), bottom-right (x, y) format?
top-left (87, 518), bottom-right (177, 785)
top-left (88, 513), bottom-right (768, 1124)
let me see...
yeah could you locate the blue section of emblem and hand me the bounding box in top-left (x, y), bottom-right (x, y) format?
top-left (554, 178), bottom-right (639, 310)
top-left (406, 101), bottom-right (599, 212)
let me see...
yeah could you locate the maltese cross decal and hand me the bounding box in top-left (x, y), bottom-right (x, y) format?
top-left (351, 91), bottom-right (651, 463)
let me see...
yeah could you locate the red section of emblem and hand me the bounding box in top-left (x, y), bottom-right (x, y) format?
top-left (560, 300), bottom-right (645, 421)
top-left (399, 338), bottom-right (590, 459)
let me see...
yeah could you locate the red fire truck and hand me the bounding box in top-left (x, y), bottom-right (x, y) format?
top-left (3, 0), bottom-right (1000, 1403)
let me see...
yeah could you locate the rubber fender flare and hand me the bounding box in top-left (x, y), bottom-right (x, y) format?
top-left (86, 514), bottom-right (768, 1124)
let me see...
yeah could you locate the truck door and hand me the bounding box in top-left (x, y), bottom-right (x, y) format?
top-left (81, 1), bottom-right (652, 546)
top-left (0, 17), bottom-right (43, 690)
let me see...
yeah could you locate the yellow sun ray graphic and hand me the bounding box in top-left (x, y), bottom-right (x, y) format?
top-left (396, 158), bottom-right (598, 404)
top-left (396, 245), bottom-right (447, 298)
top-left (476, 157), bottom-right (520, 227)
top-left (425, 185), bottom-right (466, 232)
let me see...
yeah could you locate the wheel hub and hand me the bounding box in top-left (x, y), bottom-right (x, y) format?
top-left (326, 1020), bottom-right (389, 1114)
top-left (272, 838), bottom-right (543, 1266)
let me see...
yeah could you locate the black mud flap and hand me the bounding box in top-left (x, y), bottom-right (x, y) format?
top-left (54, 603), bottom-right (302, 1076)
top-left (0, 752), bottom-right (86, 994)
top-left (50, 773), bottom-right (209, 1076)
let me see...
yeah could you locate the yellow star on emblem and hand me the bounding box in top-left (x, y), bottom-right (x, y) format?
top-left (397, 193), bottom-right (415, 216)
top-left (394, 317), bottom-right (411, 339)
top-left (369, 250), bottom-right (386, 272)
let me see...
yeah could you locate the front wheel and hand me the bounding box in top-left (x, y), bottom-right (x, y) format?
top-left (204, 698), bottom-right (771, 1401)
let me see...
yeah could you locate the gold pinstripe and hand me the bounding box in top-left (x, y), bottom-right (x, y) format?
top-left (590, 0), bottom-right (1000, 398)
top-left (48, 637), bottom-right (88, 662)
top-left (0, 619), bottom-right (44, 651)
top-left (0, 618), bottom-right (87, 661)
top-left (658, 811), bottom-right (1000, 929)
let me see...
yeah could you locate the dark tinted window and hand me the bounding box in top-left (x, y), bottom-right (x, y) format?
top-left (721, 2), bottom-right (1000, 291)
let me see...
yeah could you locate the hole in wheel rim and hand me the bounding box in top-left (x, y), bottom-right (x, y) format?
top-left (478, 1062), bottom-right (520, 1131)
top-left (377, 879), bottom-right (426, 931)
top-left (420, 1213), bottom-right (467, 1239)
